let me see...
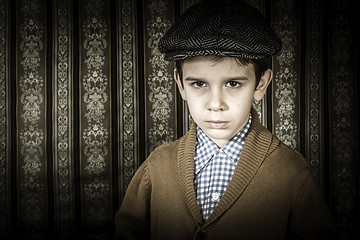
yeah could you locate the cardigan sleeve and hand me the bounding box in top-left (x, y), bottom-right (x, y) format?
top-left (114, 161), bottom-right (151, 240)
top-left (290, 174), bottom-right (337, 239)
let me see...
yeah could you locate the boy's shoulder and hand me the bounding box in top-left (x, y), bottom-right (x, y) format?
top-left (266, 134), bottom-right (310, 175)
top-left (249, 119), bottom-right (309, 175)
top-left (140, 132), bottom-right (195, 179)
top-left (150, 138), bottom-right (182, 157)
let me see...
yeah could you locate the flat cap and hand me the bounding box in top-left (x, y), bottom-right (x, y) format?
top-left (158, 0), bottom-right (282, 61)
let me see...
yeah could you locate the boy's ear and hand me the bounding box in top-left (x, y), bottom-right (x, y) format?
top-left (174, 68), bottom-right (187, 101)
top-left (253, 69), bottom-right (273, 101)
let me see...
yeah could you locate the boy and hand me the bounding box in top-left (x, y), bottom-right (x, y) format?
top-left (115, 1), bottom-right (335, 239)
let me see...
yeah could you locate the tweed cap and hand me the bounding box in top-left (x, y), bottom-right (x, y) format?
top-left (158, 0), bottom-right (282, 61)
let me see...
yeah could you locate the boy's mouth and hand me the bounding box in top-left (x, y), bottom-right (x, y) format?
top-left (206, 121), bottom-right (229, 129)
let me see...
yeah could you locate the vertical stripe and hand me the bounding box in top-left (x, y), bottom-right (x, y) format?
top-left (118, 0), bottom-right (139, 199)
top-left (143, 0), bottom-right (176, 156)
top-left (0, 0), bottom-right (10, 238)
top-left (16, 0), bottom-right (48, 238)
top-left (53, 0), bottom-right (74, 238)
top-left (328, 0), bottom-right (357, 238)
top-left (79, 0), bottom-right (112, 238)
top-left (271, 0), bottom-right (301, 151)
top-left (305, 0), bottom-right (323, 185)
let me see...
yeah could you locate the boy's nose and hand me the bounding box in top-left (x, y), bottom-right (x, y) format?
top-left (207, 90), bottom-right (227, 112)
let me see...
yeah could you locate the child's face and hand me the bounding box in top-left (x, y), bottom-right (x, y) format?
top-left (175, 56), bottom-right (272, 148)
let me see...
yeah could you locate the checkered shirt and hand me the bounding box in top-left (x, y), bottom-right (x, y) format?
top-left (194, 114), bottom-right (252, 220)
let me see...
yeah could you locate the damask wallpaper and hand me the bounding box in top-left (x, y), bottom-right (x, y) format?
top-left (0, 0), bottom-right (358, 239)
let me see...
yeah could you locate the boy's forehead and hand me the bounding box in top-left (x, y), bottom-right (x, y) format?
top-left (158, 1), bottom-right (282, 61)
top-left (182, 56), bottom-right (252, 69)
top-left (182, 56), bottom-right (255, 78)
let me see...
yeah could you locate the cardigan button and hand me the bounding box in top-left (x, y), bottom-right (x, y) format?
top-left (197, 232), bottom-right (207, 240)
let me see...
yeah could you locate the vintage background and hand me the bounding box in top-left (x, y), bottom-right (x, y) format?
top-left (0, 0), bottom-right (358, 239)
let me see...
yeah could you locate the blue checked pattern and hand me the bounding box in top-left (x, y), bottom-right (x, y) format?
top-left (194, 114), bottom-right (252, 220)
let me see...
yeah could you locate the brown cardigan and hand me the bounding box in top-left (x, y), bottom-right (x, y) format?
top-left (115, 109), bottom-right (336, 240)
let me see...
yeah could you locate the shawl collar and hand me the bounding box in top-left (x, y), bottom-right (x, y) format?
top-left (178, 121), bottom-right (204, 225)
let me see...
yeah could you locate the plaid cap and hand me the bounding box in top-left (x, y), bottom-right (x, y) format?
top-left (158, 0), bottom-right (282, 61)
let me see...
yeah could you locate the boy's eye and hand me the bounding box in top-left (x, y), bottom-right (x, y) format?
top-left (226, 81), bottom-right (242, 88)
top-left (191, 81), bottom-right (207, 88)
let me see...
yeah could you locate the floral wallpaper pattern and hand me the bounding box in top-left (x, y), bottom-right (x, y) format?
top-left (17, 0), bottom-right (46, 238)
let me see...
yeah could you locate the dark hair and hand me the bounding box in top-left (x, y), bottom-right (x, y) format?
top-left (175, 56), bottom-right (270, 87)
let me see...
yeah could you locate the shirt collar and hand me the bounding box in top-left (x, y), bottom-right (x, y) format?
top-left (194, 113), bottom-right (252, 174)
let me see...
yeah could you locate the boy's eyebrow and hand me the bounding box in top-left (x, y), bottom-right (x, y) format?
top-left (184, 76), bottom-right (204, 81)
top-left (226, 76), bottom-right (249, 81)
